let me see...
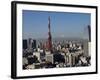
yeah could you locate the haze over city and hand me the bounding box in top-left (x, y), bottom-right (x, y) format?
top-left (22, 10), bottom-right (90, 40)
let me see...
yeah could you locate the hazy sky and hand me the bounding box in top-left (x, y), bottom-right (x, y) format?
top-left (22, 10), bottom-right (90, 39)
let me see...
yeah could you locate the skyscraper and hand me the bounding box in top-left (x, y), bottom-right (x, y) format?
top-left (87, 25), bottom-right (91, 42)
top-left (28, 38), bottom-right (32, 49)
top-left (23, 39), bottom-right (28, 49)
top-left (32, 40), bottom-right (36, 49)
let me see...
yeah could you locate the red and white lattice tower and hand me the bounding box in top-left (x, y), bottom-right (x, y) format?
top-left (47, 16), bottom-right (52, 51)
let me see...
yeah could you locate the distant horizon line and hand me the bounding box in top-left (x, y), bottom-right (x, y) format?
top-left (23, 37), bottom-right (89, 40)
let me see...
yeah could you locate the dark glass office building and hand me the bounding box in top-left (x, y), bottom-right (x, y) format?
top-left (23, 39), bottom-right (28, 49)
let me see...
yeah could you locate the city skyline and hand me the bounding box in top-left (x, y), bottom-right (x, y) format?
top-left (22, 10), bottom-right (90, 39)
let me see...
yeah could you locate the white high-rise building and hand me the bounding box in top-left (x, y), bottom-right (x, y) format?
top-left (46, 54), bottom-right (53, 64)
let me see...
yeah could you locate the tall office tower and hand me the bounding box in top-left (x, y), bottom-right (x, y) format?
top-left (87, 25), bottom-right (91, 42)
top-left (28, 38), bottom-right (32, 49)
top-left (32, 40), bottom-right (36, 49)
top-left (47, 16), bottom-right (52, 51)
top-left (83, 25), bottom-right (91, 57)
top-left (87, 25), bottom-right (91, 56)
top-left (23, 39), bottom-right (28, 49)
